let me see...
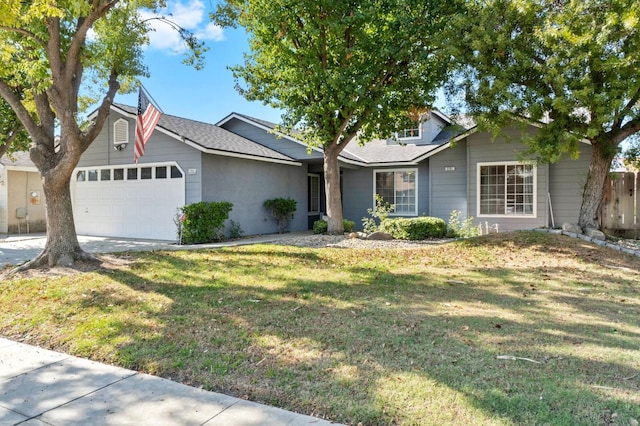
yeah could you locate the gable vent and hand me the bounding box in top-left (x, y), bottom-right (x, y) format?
top-left (113, 119), bottom-right (129, 145)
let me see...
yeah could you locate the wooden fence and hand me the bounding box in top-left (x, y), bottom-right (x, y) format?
top-left (600, 172), bottom-right (638, 238)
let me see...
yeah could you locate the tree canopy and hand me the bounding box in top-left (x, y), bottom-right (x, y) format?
top-left (0, 0), bottom-right (204, 269)
top-left (447, 0), bottom-right (640, 228)
top-left (213, 0), bottom-right (461, 233)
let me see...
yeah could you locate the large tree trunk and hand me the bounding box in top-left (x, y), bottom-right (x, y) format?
top-left (323, 146), bottom-right (344, 234)
top-left (578, 140), bottom-right (617, 230)
top-left (12, 158), bottom-right (95, 272)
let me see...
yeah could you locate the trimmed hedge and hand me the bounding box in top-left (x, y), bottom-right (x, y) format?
top-left (179, 201), bottom-right (233, 244)
top-left (379, 217), bottom-right (447, 240)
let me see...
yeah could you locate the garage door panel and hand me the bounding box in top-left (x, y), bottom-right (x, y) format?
top-left (73, 163), bottom-right (185, 240)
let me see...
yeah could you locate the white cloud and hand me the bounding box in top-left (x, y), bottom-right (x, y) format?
top-left (141, 0), bottom-right (224, 54)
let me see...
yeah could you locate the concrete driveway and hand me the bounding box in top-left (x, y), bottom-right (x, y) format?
top-left (0, 232), bottom-right (306, 268)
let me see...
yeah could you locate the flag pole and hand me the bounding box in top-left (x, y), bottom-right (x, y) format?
top-left (138, 82), bottom-right (164, 114)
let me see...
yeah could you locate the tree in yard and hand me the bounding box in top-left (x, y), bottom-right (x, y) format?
top-left (0, 0), bottom-right (205, 269)
top-left (0, 98), bottom-right (30, 159)
top-left (447, 0), bottom-right (640, 229)
top-left (212, 0), bottom-right (461, 233)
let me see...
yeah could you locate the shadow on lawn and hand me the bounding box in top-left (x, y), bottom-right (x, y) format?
top-left (91, 243), bottom-right (640, 425)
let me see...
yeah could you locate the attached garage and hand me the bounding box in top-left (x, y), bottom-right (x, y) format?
top-left (72, 162), bottom-right (185, 240)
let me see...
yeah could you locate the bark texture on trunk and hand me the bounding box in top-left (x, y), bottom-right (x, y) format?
top-left (323, 147), bottom-right (344, 234)
top-left (578, 140), bottom-right (616, 229)
top-left (12, 161), bottom-right (95, 272)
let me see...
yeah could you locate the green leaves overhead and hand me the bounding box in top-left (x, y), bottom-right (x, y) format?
top-left (213, 0), bottom-right (461, 148)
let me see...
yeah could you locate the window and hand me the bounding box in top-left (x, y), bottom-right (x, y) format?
top-left (398, 124), bottom-right (421, 140)
top-left (374, 169), bottom-right (417, 215)
top-left (88, 170), bottom-right (98, 181)
top-left (478, 162), bottom-right (536, 216)
top-left (155, 166), bottom-right (167, 179)
top-left (170, 166), bottom-right (183, 178)
top-left (141, 167), bottom-right (152, 179)
top-left (76, 171), bottom-right (85, 182)
top-left (127, 168), bottom-right (138, 180)
top-left (100, 169), bottom-right (111, 181)
top-left (113, 119), bottom-right (129, 146)
top-left (114, 168), bottom-right (124, 180)
top-left (308, 174), bottom-right (320, 213)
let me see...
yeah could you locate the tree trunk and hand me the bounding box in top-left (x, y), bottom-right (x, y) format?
top-left (578, 140), bottom-right (617, 230)
top-left (12, 163), bottom-right (95, 271)
top-left (323, 146), bottom-right (344, 234)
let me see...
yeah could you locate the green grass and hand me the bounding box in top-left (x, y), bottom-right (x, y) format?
top-left (1, 231), bottom-right (639, 425)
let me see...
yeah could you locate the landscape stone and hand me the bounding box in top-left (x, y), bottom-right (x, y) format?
top-left (584, 227), bottom-right (606, 241)
top-left (562, 223), bottom-right (583, 234)
top-left (366, 231), bottom-right (393, 241)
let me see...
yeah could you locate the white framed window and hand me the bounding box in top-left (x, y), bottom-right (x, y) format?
top-left (113, 118), bottom-right (129, 146)
top-left (374, 169), bottom-right (418, 215)
top-left (477, 162), bottom-right (536, 217)
top-left (397, 124), bottom-right (421, 140)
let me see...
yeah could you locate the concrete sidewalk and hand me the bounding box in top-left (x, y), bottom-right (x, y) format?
top-left (0, 338), bottom-right (336, 425)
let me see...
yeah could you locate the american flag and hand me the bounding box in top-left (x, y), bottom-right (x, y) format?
top-left (133, 88), bottom-right (162, 163)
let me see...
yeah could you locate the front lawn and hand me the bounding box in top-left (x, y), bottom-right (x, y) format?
top-left (1, 231), bottom-right (639, 425)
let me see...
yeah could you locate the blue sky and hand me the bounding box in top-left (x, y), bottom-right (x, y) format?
top-left (114, 0), bottom-right (284, 124)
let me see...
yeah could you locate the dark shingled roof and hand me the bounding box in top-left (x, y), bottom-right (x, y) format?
top-left (341, 126), bottom-right (464, 164)
top-left (114, 104), bottom-right (297, 163)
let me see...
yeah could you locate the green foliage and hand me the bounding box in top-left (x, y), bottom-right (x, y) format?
top-left (362, 194), bottom-right (395, 234)
top-left (313, 219), bottom-right (355, 235)
top-left (313, 220), bottom-right (328, 235)
top-left (380, 217), bottom-right (447, 240)
top-left (179, 201), bottom-right (233, 244)
top-left (342, 219), bottom-right (355, 233)
top-left (264, 197), bottom-right (298, 233)
top-left (446, 0), bottom-right (640, 228)
top-left (227, 220), bottom-right (244, 239)
top-left (447, 210), bottom-right (480, 238)
top-left (0, 99), bottom-right (29, 159)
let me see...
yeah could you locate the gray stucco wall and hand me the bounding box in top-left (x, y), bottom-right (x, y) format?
top-left (467, 127), bottom-right (549, 231)
top-left (429, 140), bottom-right (468, 221)
top-left (79, 110), bottom-right (203, 205)
top-left (201, 155), bottom-right (307, 235)
top-left (221, 118), bottom-right (323, 161)
top-left (548, 143), bottom-right (593, 226)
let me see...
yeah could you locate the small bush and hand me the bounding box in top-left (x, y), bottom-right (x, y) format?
top-left (178, 201), bottom-right (233, 244)
top-left (380, 217), bottom-right (447, 240)
top-left (447, 210), bottom-right (480, 238)
top-left (264, 197), bottom-right (298, 233)
top-left (362, 194), bottom-right (394, 234)
top-left (227, 220), bottom-right (244, 239)
top-left (313, 219), bottom-right (355, 234)
top-left (343, 219), bottom-right (355, 233)
top-left (313, 219), bottom-right (328, 234)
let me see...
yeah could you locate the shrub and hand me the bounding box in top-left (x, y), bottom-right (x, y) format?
top-left (362, 194), bottom-right (395, 234)
top-left (178, 201), bottom-right (233, 244)
top-left (447, 210), bottom-right (480, 238)
top-left (313, 219), bottom-right (355, 234)
top-left (227, 220), bottom-right (244, 239)
top-left (380, 217), bottom-right (447, 240)
top-left (264, 197), bottom-right (298, 233)
top-left (313, 219), bottom-right (328, 234)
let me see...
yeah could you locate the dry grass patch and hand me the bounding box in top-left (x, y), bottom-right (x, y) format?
top-left (1, 231), bottom-right (639, 425)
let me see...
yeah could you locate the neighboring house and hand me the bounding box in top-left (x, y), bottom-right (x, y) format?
top-left (0, 152), bottom-right (47, 234)
top-left (72, 104), bottom-right (592, 241)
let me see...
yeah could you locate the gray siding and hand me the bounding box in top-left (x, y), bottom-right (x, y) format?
top-left (548, 143), bottom-right (593, 226)
top-left (221, 118), bottom-right (323, 161)
top-left (342, 162), bottom-right (429, 231)
top-left (79, 111), bottom-right (203, 204)
top-left (201, 155), bottom-right (307, 235)
top-left (467, 127), bottom-right (549, 231)
top-left (429, 140), bottom-right (468, 221)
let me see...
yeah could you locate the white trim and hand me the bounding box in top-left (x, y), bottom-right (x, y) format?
top-left (476, 161), bottom-right (537, 218)
top-left (373, 168), bottom-right (419, 216)
top-left (397, 124), bottom-right (422, 141)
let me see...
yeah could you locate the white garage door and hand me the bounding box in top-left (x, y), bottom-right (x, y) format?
top-left (72, 162), bottom-right (185, 240)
